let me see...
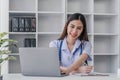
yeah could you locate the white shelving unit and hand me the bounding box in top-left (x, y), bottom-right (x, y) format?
top-left (1, 0), bottom-right (119, 74)
top-left (93, 0), bottom-right (119, 73)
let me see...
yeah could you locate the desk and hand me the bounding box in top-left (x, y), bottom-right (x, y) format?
top-left (3, 73), bottom-right (120, 80)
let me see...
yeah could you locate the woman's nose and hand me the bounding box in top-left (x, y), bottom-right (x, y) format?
top-left (72, 28), bottom-right (77, 33)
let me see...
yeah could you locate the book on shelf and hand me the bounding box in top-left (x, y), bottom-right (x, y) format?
top-left (31, 18), bottom-right (36, 32)
top-left (11, 17), bottom-right (19, 32)
top-left (31, 38), bottom-right (36, 47)
top-left (24, 38), bottom-right (36, 47)
top-left (24, 18), bottom-right (31, 32)
top-left (24, 38), bottom-right (31, 47)
top-left (19, 17), bottom-right (25, 32)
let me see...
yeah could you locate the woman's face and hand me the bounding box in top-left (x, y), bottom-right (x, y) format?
top-left (67, 20), bottom-right (83, 40)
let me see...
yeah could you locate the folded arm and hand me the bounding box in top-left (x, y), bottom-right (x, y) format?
top-left (60, 53), bottom-right (92, 74)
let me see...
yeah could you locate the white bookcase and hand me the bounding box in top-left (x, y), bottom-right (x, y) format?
top-left (1, 0), bottom-right (119, 74)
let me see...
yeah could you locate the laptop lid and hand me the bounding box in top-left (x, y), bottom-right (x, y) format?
top-left (19, 48), bottom-right (62, 77)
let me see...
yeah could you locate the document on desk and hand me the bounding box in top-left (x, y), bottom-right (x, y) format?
top-left (73, 72), bottom-right (109, 76)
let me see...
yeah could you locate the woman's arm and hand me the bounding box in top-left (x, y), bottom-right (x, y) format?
top-left (60, 53), bottom-right (91, 74)
top-left (60, 41), bottom-right (93, 74)
top-left (68, 53), bottom-right (88, 71)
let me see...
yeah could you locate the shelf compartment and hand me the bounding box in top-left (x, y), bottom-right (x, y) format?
top-left (94, 15), bottom-right (118, 34)
top-left (94, 0), bottom-right (118, 13)
top-left (9, 13), bottom-right (36, 32)
top-left (94, 55), bottom-right (118, 73)
top-left (9, 34), bottom-right (36, 53)
top-left (9, 55), bottom-right (21, 73)
top-left (85, 15), bottom-right (93, 33)
top-left (38, 0), bottom-right (64, 12)
top-left (38, 34), bottom-right (60, 47)
top-left (67, 0), bottom-right (93, 13)
top-left (94, 35), bottom-right (119, 54)
top-left (38, 13), bottom-right (64, 32)
top-left (9, 0), bottom-right (36, 11)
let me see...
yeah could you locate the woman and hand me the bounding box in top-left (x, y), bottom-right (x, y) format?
top-left (49, 13), bottom-right (92, 74)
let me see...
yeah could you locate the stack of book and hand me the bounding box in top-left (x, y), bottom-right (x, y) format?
top-left (24, 38), bottom-right (36, 47)
top-left (10, 16), bottom-right (36, 32)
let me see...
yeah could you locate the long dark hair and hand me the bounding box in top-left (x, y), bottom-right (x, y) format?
top-left (58, 13), bottom-right (89, 41)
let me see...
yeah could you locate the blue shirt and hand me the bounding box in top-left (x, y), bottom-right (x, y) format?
top-left (49, 37), bottom-right (92, 67)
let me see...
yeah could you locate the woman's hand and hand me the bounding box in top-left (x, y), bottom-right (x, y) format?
top-left (60, 66), bottom-right (93, 74)
top-left (60, 66), bottom-right (70, 75)
top-left (79, 66), bottom-right (93, 73)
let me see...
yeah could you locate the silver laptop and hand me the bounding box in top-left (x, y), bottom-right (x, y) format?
top-left (19, 48), bottom-right (67, 77)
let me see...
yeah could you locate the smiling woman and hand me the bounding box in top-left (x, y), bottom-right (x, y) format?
top-left (67, 20), bottom-right (83, 43)
top-left (49, 13), bottom-right (92, 75)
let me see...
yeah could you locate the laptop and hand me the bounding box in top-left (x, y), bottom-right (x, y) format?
top-left (19, 47), bottom-right (67, 77)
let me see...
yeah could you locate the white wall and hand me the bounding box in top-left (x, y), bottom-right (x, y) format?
top-left (0, 0), bottom-right (9, 32)
top-left (0, 0), bottom-right (9, 74)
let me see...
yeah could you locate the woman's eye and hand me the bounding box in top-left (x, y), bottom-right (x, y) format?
top-left (70, 25), bottom-right (74, 28)
top-left (77, 27), bottom-right (81, 30)
top-left (77, 27), bottom-right (83, 30)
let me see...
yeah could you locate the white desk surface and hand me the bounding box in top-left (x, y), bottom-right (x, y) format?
top-left (3, 73), bottom-right (120, 80)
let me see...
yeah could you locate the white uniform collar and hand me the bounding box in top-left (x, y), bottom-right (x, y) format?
top-left (62, 37), bottom-right (81, 51)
